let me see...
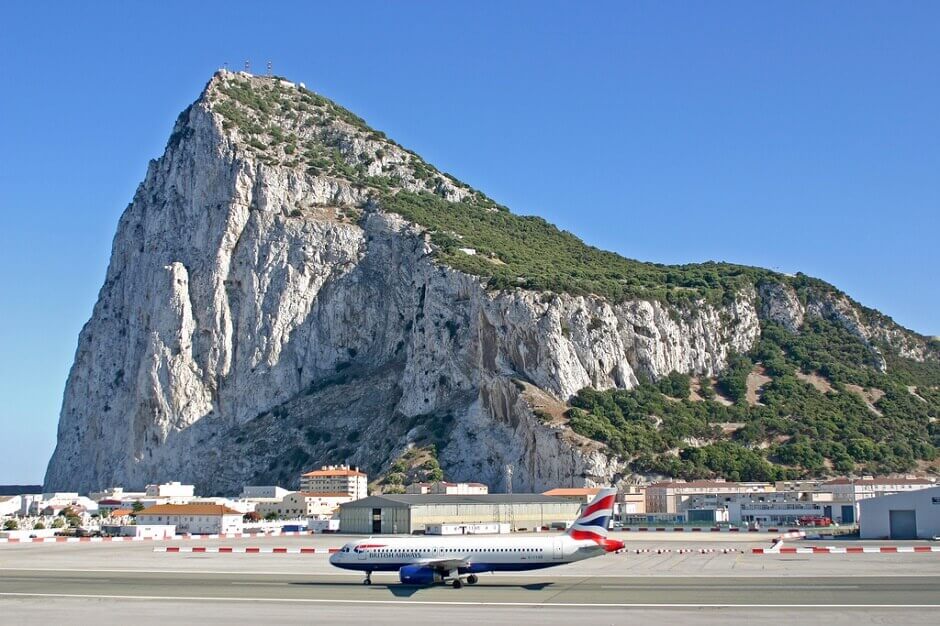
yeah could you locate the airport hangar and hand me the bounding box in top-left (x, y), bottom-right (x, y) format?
top-left (337, 493), bottom-right (582, 534)
top-left (859, 485), bottom-right (940, 539)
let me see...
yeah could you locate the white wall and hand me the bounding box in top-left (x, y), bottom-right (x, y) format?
top-left (0, 496), bottom-right (22, 516)
top-left (860, 487), bottom-right (940, 539)
top-left (137, 513), bottom-right (242, 534)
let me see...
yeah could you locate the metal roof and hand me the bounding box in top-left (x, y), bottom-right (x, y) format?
top-left (339, 493), bottom-right (570, 508)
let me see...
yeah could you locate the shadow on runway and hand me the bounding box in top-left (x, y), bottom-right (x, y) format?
top-left (288, 581), bottom-right (555, 597)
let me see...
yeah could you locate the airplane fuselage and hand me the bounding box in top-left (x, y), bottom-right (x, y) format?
top-left (329, 533), bottom-right (607, 574)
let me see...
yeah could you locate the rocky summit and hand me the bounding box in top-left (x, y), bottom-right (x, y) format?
top-left (44, 71), bottom-right (940, 494)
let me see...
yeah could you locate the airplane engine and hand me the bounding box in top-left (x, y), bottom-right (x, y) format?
top-left (399, 565), bottom-right (442, 585)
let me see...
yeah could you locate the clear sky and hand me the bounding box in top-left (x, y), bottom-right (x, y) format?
top-left (1, 2), bottom-right (937, 484)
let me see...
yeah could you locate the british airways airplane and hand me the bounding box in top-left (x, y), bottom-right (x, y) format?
top-left (329, 487), bottom-right (624, 588)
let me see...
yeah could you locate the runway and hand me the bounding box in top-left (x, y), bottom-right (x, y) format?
top-left (2, 536), bottom-right (939, 624)
top-left (2, 569), bottom-right (939, 606)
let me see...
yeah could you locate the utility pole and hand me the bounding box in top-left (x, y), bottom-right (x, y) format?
top-left (505, 464), bottom-right (514, 532)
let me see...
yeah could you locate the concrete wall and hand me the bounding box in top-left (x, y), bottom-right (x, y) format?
top-left (860, 487), bottom-right (940, 539)
top-left (339, 501), bottom-right (581, 534)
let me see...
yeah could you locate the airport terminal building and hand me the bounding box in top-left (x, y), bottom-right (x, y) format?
top-left (337, 494), bottom-right (582, 534)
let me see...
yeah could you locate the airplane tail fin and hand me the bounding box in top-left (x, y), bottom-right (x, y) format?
top-left (566, 487), bottom-right (623, 552)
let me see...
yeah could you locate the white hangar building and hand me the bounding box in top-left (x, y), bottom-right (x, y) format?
top-left (859, 486), bottom-right (940, 540)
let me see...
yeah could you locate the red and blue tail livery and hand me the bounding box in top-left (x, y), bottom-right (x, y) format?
top-left (566, 487), bottom-right (624, 552)
top-left (330, 486), bottom-right (625, 588)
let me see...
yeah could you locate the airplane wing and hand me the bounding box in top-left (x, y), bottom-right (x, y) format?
top-left (415, 558), bottom-right (471, 571)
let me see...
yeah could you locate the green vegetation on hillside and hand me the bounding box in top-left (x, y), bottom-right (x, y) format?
top-left (382, 191), bottom-right (783, 305)
top-left (374, 446), bottom-right (444, 494)
top-left (568, 319), bottom-right (940, 481)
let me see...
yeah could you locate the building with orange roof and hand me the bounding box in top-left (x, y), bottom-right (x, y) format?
top-left (299, 465), bottom-right (368, 499)
top-left (135, 503), bottom-right (243, 534)
top-left (820, 476), bottom-right (935, 503)
top-left (646, 480), bottom-right (773, 513)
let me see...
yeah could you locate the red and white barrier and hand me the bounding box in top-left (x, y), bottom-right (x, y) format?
top-left (619, 527), bottom-right (803, 533)
top-left (0, 530), bottom-right (316, 544)
top-left (628, 547), bottom-right (743, 555)
top-left (154, 546), bottom-right (339, 554)
top-left (753, 545), bottom-right (940, 555)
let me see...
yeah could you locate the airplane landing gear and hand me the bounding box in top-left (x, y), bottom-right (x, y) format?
top-left (467, 574), bottom-right (478, 585)
top-left (452, 578), bottom-right (463, 589)
top-left (363, 572), bottom-right (372, 585)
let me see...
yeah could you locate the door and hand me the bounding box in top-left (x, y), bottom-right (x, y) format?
top-left (372, 508), bottom-right (382, 534)
top-left (841, 505), bottom-right (855, 524)
top-left (552, 537), bottom-right (563, 560)
top-left (889, 510), bottom-right (917, 539)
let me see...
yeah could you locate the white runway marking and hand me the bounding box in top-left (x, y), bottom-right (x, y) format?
top-left (601, 584), bottom-right (860, 590)
top-left (0, 592), bottom-right (936, 609)
top-left (229, 582), bottom-right (288, 586)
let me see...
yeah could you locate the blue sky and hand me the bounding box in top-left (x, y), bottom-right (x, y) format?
top-left (0, 2), bottom-right (937, 484)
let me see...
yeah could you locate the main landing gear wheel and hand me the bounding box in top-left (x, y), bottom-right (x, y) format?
top-left (452, 578), bottom-right (463, 589)
top-left (363, 574), bottom-right (372, 585)
top-left (467, 575), bottom-right (478, 585)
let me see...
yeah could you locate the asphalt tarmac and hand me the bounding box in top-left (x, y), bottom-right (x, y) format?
top-left (2, 535), bottom-right (938, 624)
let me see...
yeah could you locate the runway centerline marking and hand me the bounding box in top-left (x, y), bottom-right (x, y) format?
top-left (600, 584), bottom-right (861, 590)
top-left (230, 582), bottom-right (287, 586)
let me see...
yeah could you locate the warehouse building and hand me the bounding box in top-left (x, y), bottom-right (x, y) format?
top-left (859, 486), bottom-right (940, 540)
top-left (337, 494), bottom-right (582, 534)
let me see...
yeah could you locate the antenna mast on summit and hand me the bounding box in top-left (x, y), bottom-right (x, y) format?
top-left (244, 59), bottom-right (251, 73)
top-left (266, 61), bottom-right (272, 76)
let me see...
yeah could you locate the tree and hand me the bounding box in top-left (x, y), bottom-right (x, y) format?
top-left (264, 512), bottom-right (279, 521)
top-left (3, 519), bottom-right (18, 531)
top-left (33, 522), bottom-right (45, 530)
top-left (131, 500), bottom-right (145, 513)
top-left (51, 517), bottom-right (65, 529)
top-left (243, 511), bottom-right (261, 522)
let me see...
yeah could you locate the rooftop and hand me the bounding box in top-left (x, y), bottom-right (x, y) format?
top-left (823, 477), bottom-right (935, 486)
top-left (301, 465), bottom-right (366, 478)
top-left (137, 503), bottom-right (242, 516)
top-left (542, 487), bottom-right (602, 497)
top-left (339, 493), bottom-right (570, 508)
top-left (647, 480), bottom-right (747, 489)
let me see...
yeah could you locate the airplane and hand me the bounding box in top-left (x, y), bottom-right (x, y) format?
top-left (329, 487), bottom-right (624, 588)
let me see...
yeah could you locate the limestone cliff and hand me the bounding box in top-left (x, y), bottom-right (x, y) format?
top-left (44, 72), bottom-right (938, 493)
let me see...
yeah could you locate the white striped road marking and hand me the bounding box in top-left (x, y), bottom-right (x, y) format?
top-left (601, 584), bottom-right (860, 590)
